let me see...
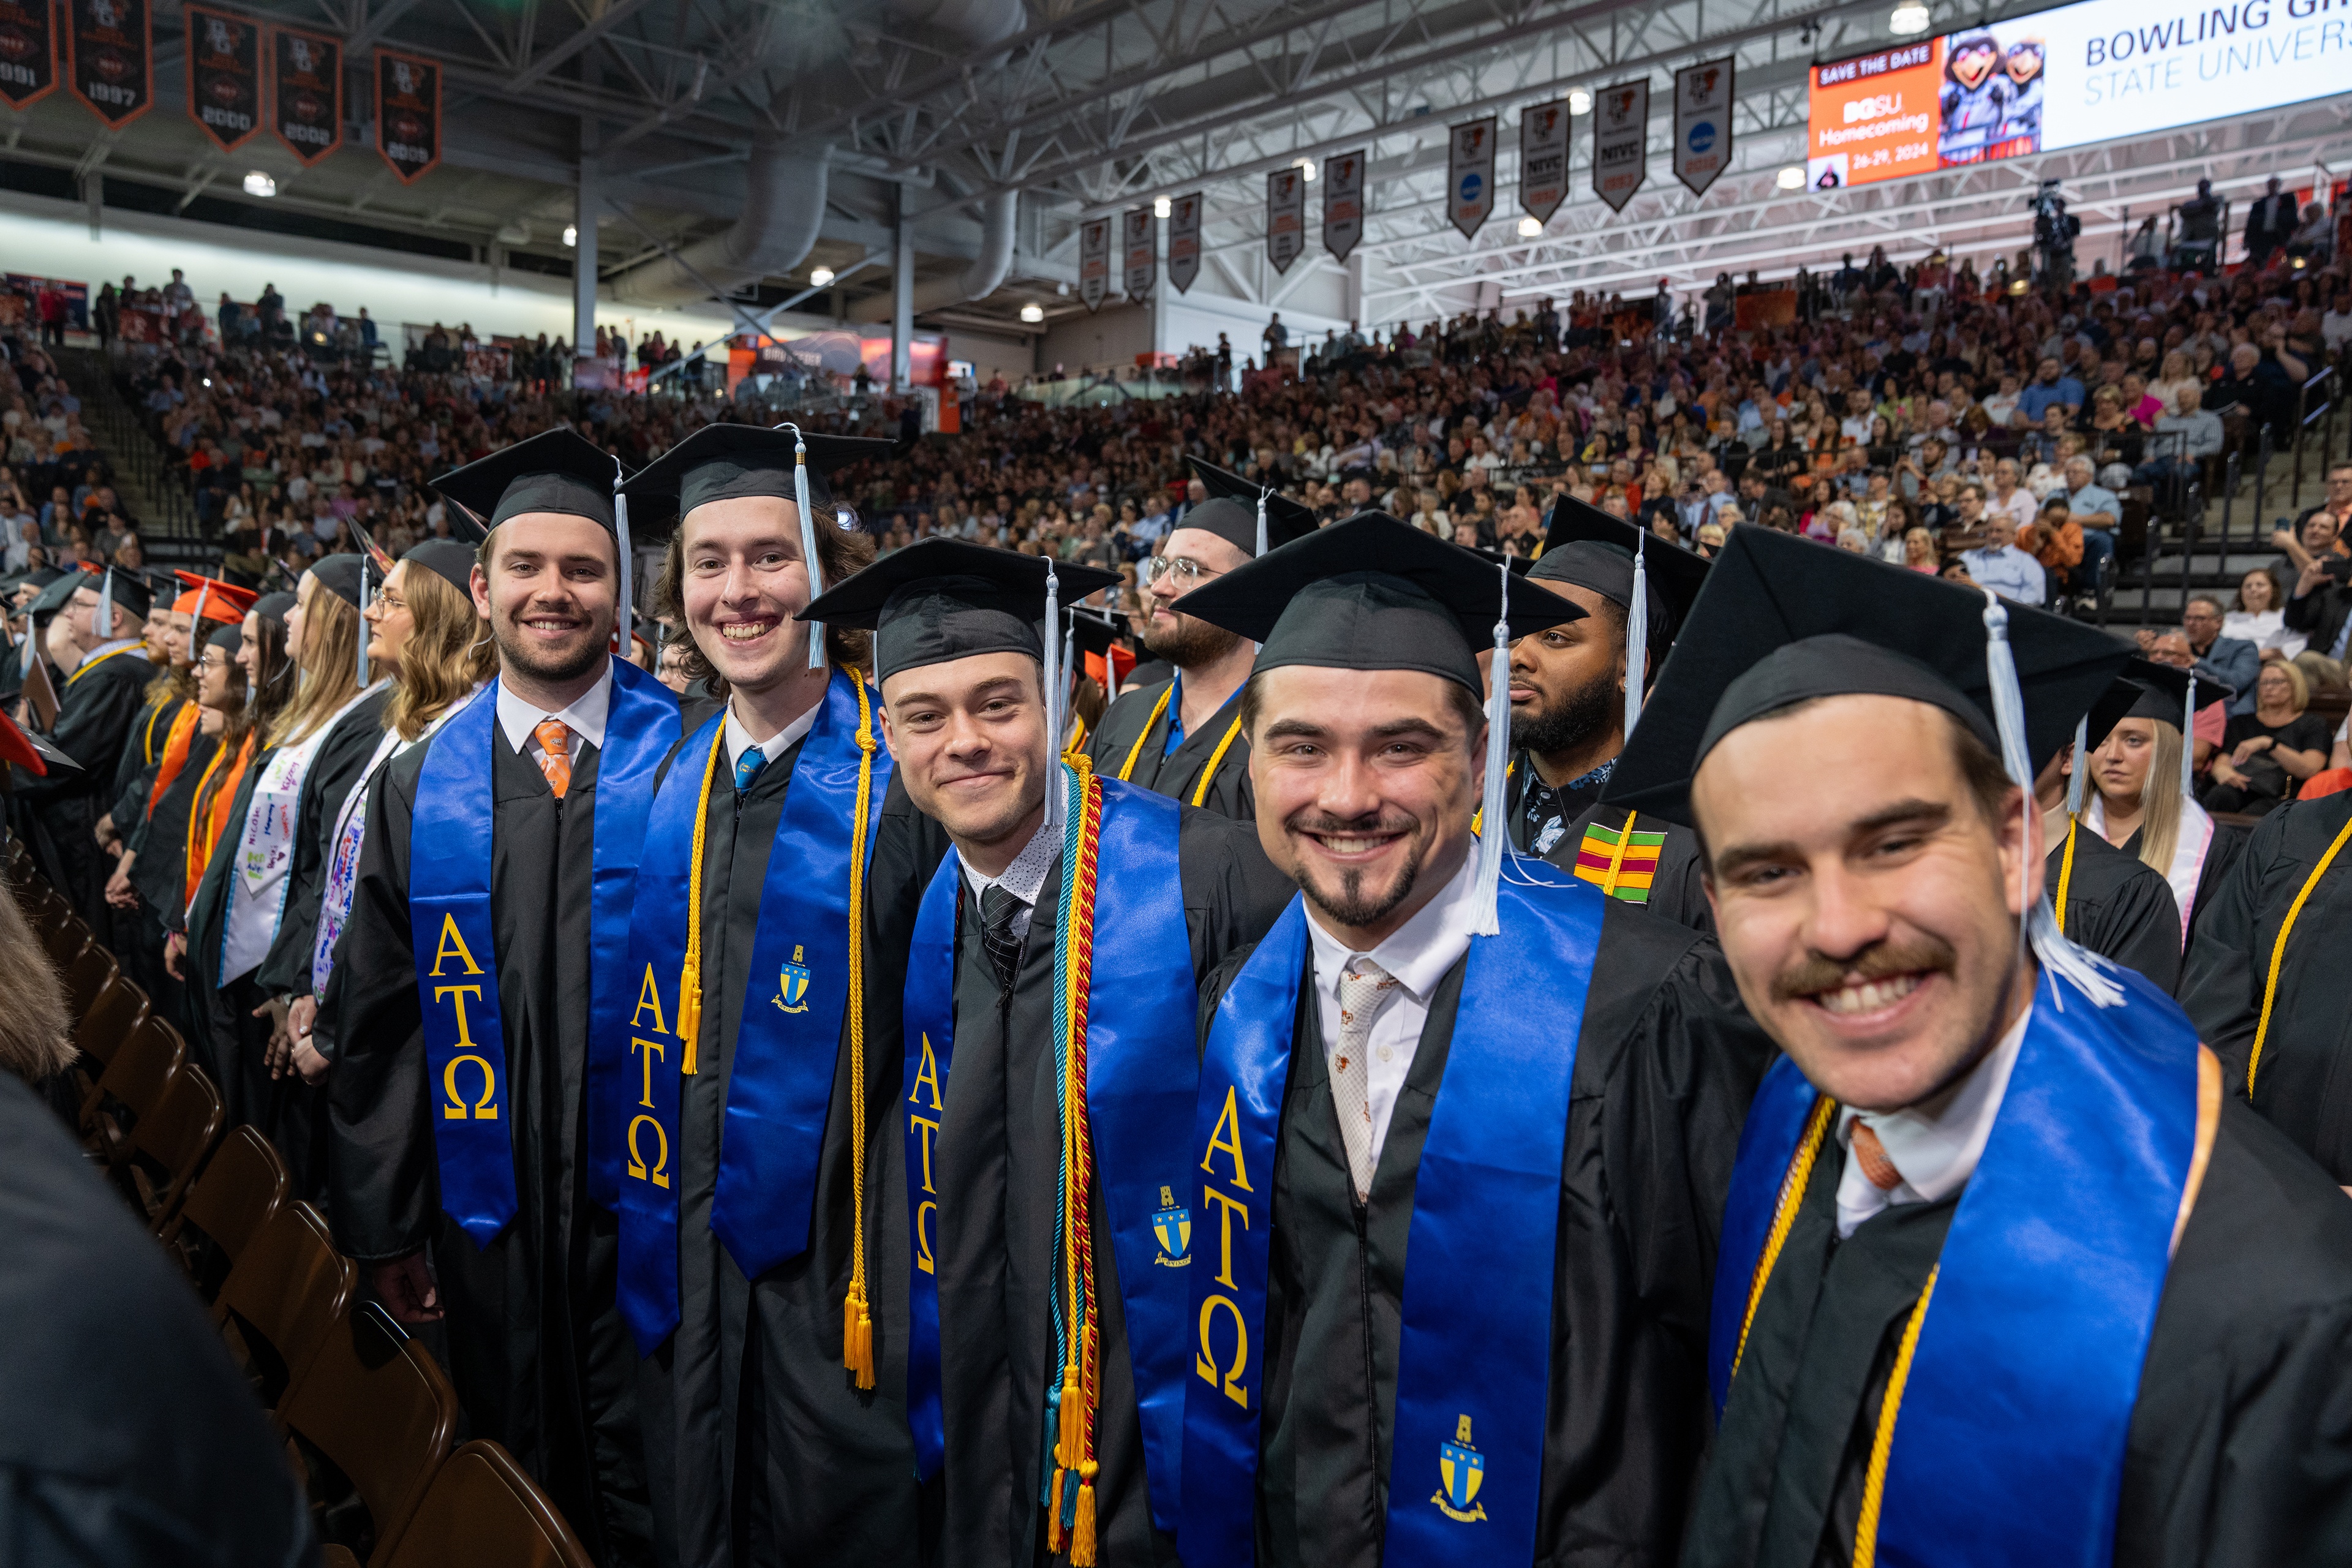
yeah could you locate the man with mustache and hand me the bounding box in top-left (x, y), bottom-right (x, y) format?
top-left (1505, 499), bottom-right (1711, 928)
top-left (1171, 514), bottom-right (1776, 1567)
top-left (1604, 529), bottom-right (2352, 1568)
top-left (802, 540), bottom-right (1291, 1567)
top-left (1083, 458), bottom-right (1317, 820)
top-left (322, 428), bottom-right (679, 1566)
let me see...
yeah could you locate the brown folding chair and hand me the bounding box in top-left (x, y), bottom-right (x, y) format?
top-left (73, 973), bottom-right (147, 1069)
top-left (159, 1123), bottom-right (289, 1285)
top-left (371, 1441), bottom-right (595, 1568)
top-left (211, 1200), bottom-right (354, 1413)
top-left (37, 905), bottom-right (86, 968)
top-left (114, 1062), bottom-right (224, 1229)
top-left (281, 1302), bottom-right (459, 1566)
top-left (80, 1012), bottom-right (184, 1161)
top-left (58, 940), bottom-right (115, 1022)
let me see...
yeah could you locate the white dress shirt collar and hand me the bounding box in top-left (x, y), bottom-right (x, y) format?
top-left (958, 815), bottom-right (1061, 939)
top-left (1303, 847), bottom-right (1481, 1017)
top-left (722, 695), bottom-right (821, 774)
top-left (494, 660), bottom-right (612, 758)
top-left (1835, 1001), bottom-right (2031, 1238)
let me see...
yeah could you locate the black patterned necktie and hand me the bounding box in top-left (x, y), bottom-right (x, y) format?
top-left (979, 883), bottom-right (1026, 992)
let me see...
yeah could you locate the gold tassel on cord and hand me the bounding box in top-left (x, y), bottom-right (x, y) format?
top-left (676, 730), bottom-right (725, 1072)
top-left (1057, 1376), bottom-right (1081, 1465)
top-left (1046, 1471), bottom-right (1067, 1553)
top-left (1069, 1464), bottom-right (1099, 1566)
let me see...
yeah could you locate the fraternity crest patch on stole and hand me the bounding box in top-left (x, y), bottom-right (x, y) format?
top-left (774, 943), bottom-right (813, 1014)
top-left (1434, 1414), bottom-right (1488, 1523)
top-left (1153, 1185), bottom-right (1191, 1267)
top-left (1572, 812), bottom-right (1664, 904)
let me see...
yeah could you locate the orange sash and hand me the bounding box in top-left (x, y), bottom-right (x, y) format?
top-left (186, 731), bottom-right (257, 906)
top-left (146, 703), bottom-right (200, 815)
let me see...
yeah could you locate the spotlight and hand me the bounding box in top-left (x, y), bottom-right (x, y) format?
top-left (1020, 303), bottom-right (1045, 323)
top-left (1569, 89), bottom-right (1593, 115)
top-left (810, 266), bottom-right (835, 287)
top-left (1295, 157), bottom-right (1317, 183)
top-left (1154, 195), bottom-right (1172, 218)
top-left (1518, 216), bottom-right (1544, 238)
top-left (563, 224), bottom-right (578, 247)
top-left (1890, 0), bottom-right (1931, 33)
top-left (1776, 166), bottom-right (1806, 190)
top-left (243, 171), bottom-right (276, 197)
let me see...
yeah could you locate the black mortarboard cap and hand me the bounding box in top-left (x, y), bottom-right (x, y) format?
top-left (254, 591), bottom-right (298, 627)
top-left (797, 538), bottom-right (1121, 684)
top-left (1066, 608), bottom-right (1123, 662)
top-left (620, 424), bottom-right (895, 537)
top-left (311, 554), bottom-right (366, 609)
top-left (29, 573), bottom-right (81, 619)
top-left (1604, 527), bottom-right (2132, 825)
top-left (2079, 670), bottom-right (2146, 754)
top-left (430, 427), bottom-right (620, 532)
top-left (1532, 497), bottom-right (1709, 633)
top-left (1182, 457), bottom-right (1321, 555)
top-left (404, 540), bottom-right (479, 598)
top-left (94, 565), bottom-right (153, 620)
top-left (207, 620), bottom-right (243, 653)
top-left (2097, 657), bottom-right (2221, 734)
top-left (1174, 513), bottom-right (1583, 695)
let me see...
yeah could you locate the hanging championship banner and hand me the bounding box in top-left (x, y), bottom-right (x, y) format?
top-left (1673, 58), bottom-right (1735, 197)
top-left (0, 0), bottom-right (60, 111)
top-left (1593, 79), bottom-right (1650, 213)
top-left (1520, 99), bottom-right (1570, 224)
top-left (1323, 148), bottom-right (1366, 262)
top-left (1079, 217), bottom-right (1110, 312)
top-left (375, 48), bottom-right (441, 184)
top-left (268, 24), bottom-right (341, 164)
top-left (67, 0), bottom-right (153, 128)
top-left (1169, 191), bottom-right (1202, 294)
top-left (184, 6), bottom-right (260, 153)
top-left (1122, 208), bottom-right (1156, 301)
top-left (1447, 116), bottom-right (1496, 240)
top-left (1266, 167), bottom-right (1305, 274)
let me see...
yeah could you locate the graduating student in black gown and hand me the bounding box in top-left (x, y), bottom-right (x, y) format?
top-left (1503, 500), bottom-right (1713, 930)
top-left (17, 567), bottom-right (154, 925)
top-left (322, 430), bottom-right (674, 1566)
top-left (805, 540), bottom-right (1294, 1568)
top-left (1082, 460), bottom-right (1317, 820)
top-left (1169, 515), bottom-right (1774, 1568)
top-left (2038, 672), bottom-right (2184, 991)
top-left (614, 424), bottom-right (934, 1566)
top-left (1591, 529), bottom-right (2352, 1568)
top-left (2077, 658), bottom-right (2247, 948)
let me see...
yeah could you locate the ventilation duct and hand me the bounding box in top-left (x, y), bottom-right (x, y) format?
top-left (955, 190), bottom-right (1019, 304)
top-left (611, 141), bottom-right (828, 308)
top-left (888, 0), bottom-right (1026, 52)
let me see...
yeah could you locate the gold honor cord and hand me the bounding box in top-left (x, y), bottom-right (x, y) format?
top-left (1851, 1266), bottom-right (1939, 1568)
top-left (842, 674), bottom-right (881, 1389)
top-left (2053, 818), bottom-right (2080, 936)
top-left (66, 643), bottom-right (146, 685)
top-left (1190, 717), bottom-right (1246, 809)
top-left (1117, 684), bottom-right (1174, 782)
top-left (2249, 809), bottom-right (2352, 1092)
top-left (675, 731), bottom-right (728, 1072)
top-left (1601, 809), bottom-right (1641, 898)
top-left (1733, 1095), bottom-right (1839, 1384)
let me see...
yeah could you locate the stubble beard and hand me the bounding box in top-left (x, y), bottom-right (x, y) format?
top-left (1142, 608), bottom-right (1245, 669)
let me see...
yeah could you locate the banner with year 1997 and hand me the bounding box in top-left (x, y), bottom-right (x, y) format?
top-left (67, 0), bottom-right (152, 128)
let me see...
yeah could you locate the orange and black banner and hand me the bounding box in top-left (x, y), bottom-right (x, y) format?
top-left (374, 48), bottom-right (440, 184)
top-left (0, 0), bottom-right (58, 110)
top-left (184, 6), bottom-right (260, 153)
top-left (268, 24), bottom-right (341, 165)
top-left (67, 0), bottom-right (152, 127)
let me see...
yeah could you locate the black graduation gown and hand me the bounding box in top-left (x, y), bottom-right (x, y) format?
top-left (1504, 751), bottom-right (1712, 933)
top-left (636, 701), bottom-right (937, 1568)
top-left (15, 646), bottom-right (151, 925)
top-left (1082, 676), bottom-right (1256, 820)
top-left (1681, 1094), bottom-right (2352, 1568)
top-left (1197, 897), bottom-right (1774, 1567)
top-left (2182, 790), bottom-right (2352, 1178)
top-left (125, 726), bottom-right (219, 1044)
top-left (186, 745), bottom-right (281, 1137)
top-left (0, 1074), bottom-right (313, 1568)
top-left (910, 807), bottom-right (1292, 1568)
top-left (109, 690), bottom-right (183, 836)
top-left (2045, 821), bottom-right (2182, 992)
top-left (256, 685), bottom-right (392, 998)
top-left (322, 728), bottom-right (652, 1566)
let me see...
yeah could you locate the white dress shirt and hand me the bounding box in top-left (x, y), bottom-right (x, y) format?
top-left (722, 696), bottom-right (820, 775)
top-left (495, 663), bottom-right (612, 767)
top-left (959, 816), bottom-right (1060, 941)
top-left (1835, 1004), bottom-right (2030, 1238)
top-left (1303, 850), bottom-right (1482, 1172)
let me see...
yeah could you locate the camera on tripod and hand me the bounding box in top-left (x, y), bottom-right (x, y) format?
top-left (2027, 179), bottom-right (2081, 290)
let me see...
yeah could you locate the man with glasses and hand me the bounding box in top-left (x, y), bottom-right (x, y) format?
top-left (1082, 461), bottom-right (1316, 820)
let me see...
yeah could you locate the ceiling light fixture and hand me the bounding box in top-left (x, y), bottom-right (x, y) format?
top-left (1776, 166), bottom-right (1807, 190)
top-left (1154, 195), bottom-right (1172, 218)
top-left (1890, 0), bottom-right (1932, 33)
top-left (1020, 302), bottom-right (1046, 323)
top-left (563, 224), bottom-right (578, 246)
top-left (810, 266), bottom-right (835, 287)
top-left (243, 171), bottom-right (276, 197)
top-left (1568, 89), bottom-right (1593, 115)
top-left (1517, 216), bottom-right (1544, 237)
top-left (1294, 157), bottom-right (1317, 183)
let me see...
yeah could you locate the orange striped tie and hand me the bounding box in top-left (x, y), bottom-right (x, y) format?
top-left (533, 718), bottom-right (574, 799)
top-left (1850, 1121), bottom-right (1904, 1192)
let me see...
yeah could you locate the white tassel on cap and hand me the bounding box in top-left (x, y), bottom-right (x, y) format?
top-left (1469, 556), bottom-right (1512, 938)
top-left (2179, 671), bottom-right (2197, 800)
top-left (780, 423), bottom-right (829, 673)
top-left (1624, 532), bottom-right (1650, 739)
top-left (355, 560), bottom-right (369, 687)
top-left (95, 570), bottom-right (113, 645)
top-left (2065, 712), bottom-right (2087, 816)
top-left (1255, 489), bottom-right (1270, 558)
top-left (612, 458), bottom-right (635, 662)
top-left (1980, 591), bottom-right (2122, 1008)
top-left (1042, 557), bottom-right (1062, 831)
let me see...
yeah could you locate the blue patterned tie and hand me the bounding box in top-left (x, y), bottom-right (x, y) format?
top-left (734, 742), bottom-right (765, 793)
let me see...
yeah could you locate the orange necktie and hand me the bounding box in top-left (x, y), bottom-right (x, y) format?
top-left (1850, 1121), bottom-right (1904, 1193)
top-left (533, 717), bottom-right (574, 799)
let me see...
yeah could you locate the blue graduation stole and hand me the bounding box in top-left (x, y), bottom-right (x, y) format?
top-left (409, 662), bottom-right (678, 1248)
top-left (613, 672), bottom-right (889, 1354)
top-left (900, 776), bottom-right (1199, 1532)
top-left (1178, 871), bottom-right (1604, 1568)
top-left (1710, 965), bottom-right (2204, 1567)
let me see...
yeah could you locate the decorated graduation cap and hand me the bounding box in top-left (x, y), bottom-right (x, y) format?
top-left (1534, 496), bottom-right (1711, 737)
top-left (431, 426), bottom-right (637, 651)
top-left (1183, 455), bottom-right (1321, 557)
top-left (622, 423), bottom-right (897, 675)
top-left (798, 538), bottom-right (1121, 827)
top-left (0, 705), bottom-right (75, 777)
top-left (1178, 511), bottom-right (1585, 935)
top-left (1604, 526), bottom-right (2132, 1001)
